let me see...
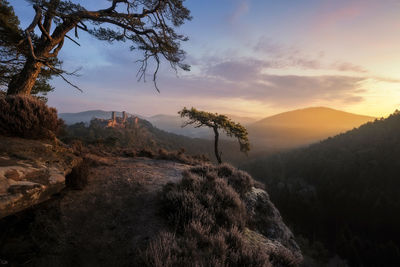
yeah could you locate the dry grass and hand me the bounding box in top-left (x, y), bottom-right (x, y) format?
top-left (0, 94), bottom-right (63, 139)
top-left (157, 148), bottom-right (210, 166)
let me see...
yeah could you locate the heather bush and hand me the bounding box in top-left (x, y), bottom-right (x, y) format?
top-left (0, 95), bottom-right (63, 139)
top-left (190, 163), bottom-right (254, 197)
top-left (268, 246), bottom-right (301, 267)
top-left (161, 170), bottom-right (247, 232)
top-left (157, 148), bottom-right (192, 164)
top-left (123, 150), bottom-right (136, 157)
top-left (142, 224), bottom-right (271, 267)
top-left (140, 170), bottom-right (271, 266)
top-left (137, 148), bottom-right (155, 158)
top-left (66, 158), bottom-right (90, 189)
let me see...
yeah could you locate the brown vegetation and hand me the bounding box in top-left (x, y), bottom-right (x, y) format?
top-left (0, 94), bottom-right (63, 139)
top-left (190, 163), bottom-right (254, 197)
top-left (139, 165), bottom-right (273, 266)
top-left (65, 158), bottom-right (89, 190)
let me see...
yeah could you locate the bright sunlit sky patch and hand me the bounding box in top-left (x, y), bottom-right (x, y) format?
top-left (10, 0), bottom-right (400, 118)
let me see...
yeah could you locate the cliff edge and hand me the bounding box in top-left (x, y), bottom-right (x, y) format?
top-left (0, 154), bottom-right (302, 266)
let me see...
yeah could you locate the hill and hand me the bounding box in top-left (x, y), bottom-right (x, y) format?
top-left (242, 110), bottom-right (400, 266)
top-left (147, 114), bottom-right (212, 139)
top-left (60, 115), bottom-right (249, 165)
top-left (60, 110), bottom-right (258, 139)
top-left (129, 113), bottom-right (258, 139)
top-left (248, 107), bottom-right (375, 150)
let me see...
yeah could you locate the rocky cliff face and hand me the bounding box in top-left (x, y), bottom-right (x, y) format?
top-left (245, 187), bottom-right (303, 263)
top-left (0, 137), bottom-right (81, 219)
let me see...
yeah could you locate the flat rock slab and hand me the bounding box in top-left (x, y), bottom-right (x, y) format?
top-left (0, 137), bottom-right (80, 219)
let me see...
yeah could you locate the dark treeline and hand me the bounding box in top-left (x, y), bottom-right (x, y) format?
top-left (242, 111), bottom-right (400, 266)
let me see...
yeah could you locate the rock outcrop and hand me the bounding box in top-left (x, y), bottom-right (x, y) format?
top-left (244, 187), bottom-right (303, 263)
top-left (0, 136), bottom-right (80, 219)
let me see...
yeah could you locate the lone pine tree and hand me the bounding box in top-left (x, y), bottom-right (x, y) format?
top-left (179, 107), bottom-right (250, 164)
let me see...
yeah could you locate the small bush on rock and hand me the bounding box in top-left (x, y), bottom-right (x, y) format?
top-left (66, 159), bottom-right (90, 189)
top-left (137, 148), bottom-right (155, 158)
top-left (0, 95), bottom-right (63, 139)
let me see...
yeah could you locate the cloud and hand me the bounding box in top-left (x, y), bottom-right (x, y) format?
top-left (331, 62), bottom-right (367, 73)
top-left (205, 59), bottom-right (268, 81)
top-left (156, 59), bottom-right (367, 107)
top-left (253, 36), bottom-right (367, 73)
top-left (229, 1), bottom-right (250, 23)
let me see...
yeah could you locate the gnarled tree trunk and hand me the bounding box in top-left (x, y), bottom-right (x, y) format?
top-left (7, 58), bottom-right (43, 95)
top-left (213, 126), bottom-right (222, 164)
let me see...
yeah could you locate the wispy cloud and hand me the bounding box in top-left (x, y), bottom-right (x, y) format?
top-left (229, 0), bottom-right (250, 23)
top-left (254, 36), bottom-right (367, 73)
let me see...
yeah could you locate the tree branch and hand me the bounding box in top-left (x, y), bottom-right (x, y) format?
top-left (38, 16), bottom-right (52, 41)
top-left (44, 62), bottom-right (82, 92)
top-left (65, 35), bottom-right (81, 46)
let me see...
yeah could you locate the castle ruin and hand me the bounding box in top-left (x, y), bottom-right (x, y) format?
top-left (91, 111), bottom-right (139, 128)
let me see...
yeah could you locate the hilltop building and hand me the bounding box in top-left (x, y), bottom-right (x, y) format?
top-left (91, 111), bottom-right (138, 128)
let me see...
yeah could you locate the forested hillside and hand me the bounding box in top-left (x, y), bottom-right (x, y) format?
top-left (61, 118), bottom-right (248, 164)
top-left (242, 110), bottom-right (400, 266)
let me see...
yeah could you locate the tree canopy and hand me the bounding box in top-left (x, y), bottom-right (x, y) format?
top-left (179, 107), bottom-right (250, 163)
top-left (3, 0), bottom-right (191, 96)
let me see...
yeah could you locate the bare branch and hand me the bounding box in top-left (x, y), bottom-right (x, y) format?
top-left (44, 62), bottom-right (82, 92)
top-left (24, 5), bottom-right (42, 60)
top-left (65, 35), bottom-right (81, 46)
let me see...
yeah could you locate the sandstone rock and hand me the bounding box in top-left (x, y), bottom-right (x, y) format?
top-left (245, 187), bottom-right (303, 263)
top-left (0, 137), bottom-right (81, 219)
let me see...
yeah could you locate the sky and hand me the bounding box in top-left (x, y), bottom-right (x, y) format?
top-left (9, 0), bottom-right (400, 118)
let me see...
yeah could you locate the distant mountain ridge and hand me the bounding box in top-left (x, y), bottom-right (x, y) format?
top-left (60, 107), bottom-right (375, 150)
top-left (248, 107), bottom-right (375, 150)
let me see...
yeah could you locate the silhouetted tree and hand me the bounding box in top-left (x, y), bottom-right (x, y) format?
top-left (5, 0), bottom-right (191, 96)
top-left (0, 0), bottom-right (56, 100)
top-left (179, 107), bottom-right (250, 164)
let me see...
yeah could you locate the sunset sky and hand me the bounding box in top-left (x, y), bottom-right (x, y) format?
top-left (11, 0), bottom-right (400, 118)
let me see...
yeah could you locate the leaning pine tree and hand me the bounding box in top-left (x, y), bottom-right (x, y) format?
top-left (4, 0), bottom-right (191, 95)
top-left (179, 107), bottom-right (250, 164)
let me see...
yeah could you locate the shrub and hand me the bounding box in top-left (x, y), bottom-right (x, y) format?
top-left (122, 150), bottom-right (136, 158)
top-left (157, 148), bottom-right (192, 164)
top-left (0, 94), bottom-right (63, 139)
top-left (139, 170), bottom-right (271, 267)
top-left (137, 148), bottom-right (155, 158)
top-left (190, 163), bottom-right (254, 197)
top-left (161, 170), bottom-right (247, 232)
top-left (65, 158), bottom-right (90, 189)
top-left (70, 139), bottom-right (85, 155)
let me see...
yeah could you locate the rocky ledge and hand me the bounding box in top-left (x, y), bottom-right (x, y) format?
top-left (244, 187), bottom-right (303, 263)
top-left (0, 136), bottom-right (81, 219)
